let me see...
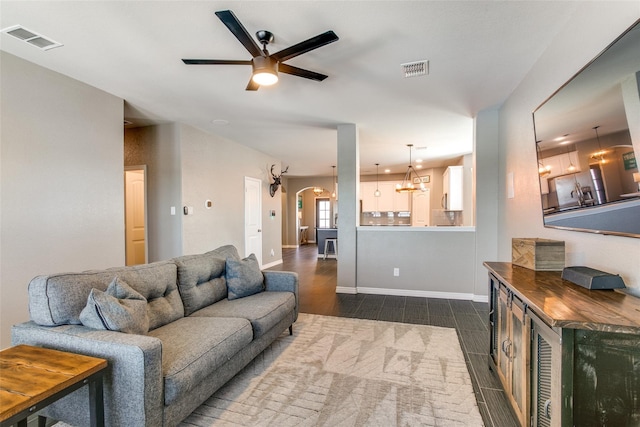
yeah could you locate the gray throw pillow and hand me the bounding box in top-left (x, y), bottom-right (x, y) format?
top-left (226, 253), bottom-right (264, 300)
top-left (79, 277), bottom-right (149, 334)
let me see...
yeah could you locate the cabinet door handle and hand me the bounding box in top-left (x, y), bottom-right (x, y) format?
top-left (544, 399), bottom-right (551, 419)
top-left (501, 339), bottom-right (511, 357)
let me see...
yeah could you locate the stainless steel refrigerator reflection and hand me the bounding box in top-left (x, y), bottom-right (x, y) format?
top-left (549, 172), bottom-right (595, 209)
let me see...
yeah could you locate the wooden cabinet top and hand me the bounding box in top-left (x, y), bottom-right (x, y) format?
top-left (484, 262), bottom-right (640, 335)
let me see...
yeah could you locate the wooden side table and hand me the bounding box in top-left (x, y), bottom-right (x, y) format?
top-left (0, 344), bottom-right (107, 427)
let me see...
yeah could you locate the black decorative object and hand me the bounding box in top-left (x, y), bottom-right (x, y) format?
top-left (561, 266), bottom-right (626, 290)
top-left (269, 164), bottom-right (288, 197)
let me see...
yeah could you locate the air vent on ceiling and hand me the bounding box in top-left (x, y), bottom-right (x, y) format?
top-left (401, 60), bottom-right (429, 78)
top-left (1, 25), bottom-right (63, 51)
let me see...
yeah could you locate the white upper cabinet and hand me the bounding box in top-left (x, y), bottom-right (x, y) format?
top-left (542, 151), bottom-right (581, 179)
top-left (360, 181), bottom-right (411, 212)
top-left (443, 166), bottom-right (463, 211)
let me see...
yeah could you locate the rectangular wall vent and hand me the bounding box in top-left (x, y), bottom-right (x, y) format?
top-left (1, 25), bottom-right (63, 51)
top-left (401, 60), bottom-right (429, 78)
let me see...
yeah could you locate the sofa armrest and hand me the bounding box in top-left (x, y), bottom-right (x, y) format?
top-left (12, 321), bottom-right (163, 427)
top-left (263, 270), bottom-right (299, 319)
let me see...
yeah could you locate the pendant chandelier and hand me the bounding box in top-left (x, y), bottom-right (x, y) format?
top-left (374, 163), bottom-right (381, 197)
top-left (396, 144), bottom-right (426, 193)
top-left (331, 165), bottom-right (337, 198)
top-left (313, 187), bottom-right (324, 196)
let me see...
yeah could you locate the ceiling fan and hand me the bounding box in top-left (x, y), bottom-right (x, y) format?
top-left (182, 10), bottom-right (339, 91)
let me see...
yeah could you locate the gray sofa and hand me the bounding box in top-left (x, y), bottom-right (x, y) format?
top-left (11, 245), bottom-right (298, 427)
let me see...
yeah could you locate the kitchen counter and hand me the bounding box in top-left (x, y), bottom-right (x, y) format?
top-left (316, 228), bottom-right (337, 258)
top-left (357, 225), bottom-right (475, 232)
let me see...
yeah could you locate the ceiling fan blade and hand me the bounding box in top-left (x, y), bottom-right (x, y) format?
top-left (215, 10), bottom-right (263, 58)
top-left (182, 59), bottom-right (252, 65)
top-left (246, 78), bottom-right (260, 91)
top-left (271, 31), bottom-right (339, 63)
top-left (279, 63), bottom-right (328, 81)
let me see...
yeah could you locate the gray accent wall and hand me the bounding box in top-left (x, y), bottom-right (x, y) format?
top-left (337, 124), bottom-right (359, 291)
top-left (1, 52), bottom-right (125, 348)
top-left (498, 4), bottom-right (640, 289)
top-left (474, 109), bottom-right (500, 297)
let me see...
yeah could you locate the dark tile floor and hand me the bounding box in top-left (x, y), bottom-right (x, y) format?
top-left (268, 244), bottom-right (519, 427)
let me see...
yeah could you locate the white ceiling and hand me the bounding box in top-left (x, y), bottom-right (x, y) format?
top-left (1, 1), bottom-right (580, 177)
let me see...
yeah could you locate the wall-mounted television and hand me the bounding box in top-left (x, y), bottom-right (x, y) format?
top-left (533, 19), bottom-right (640, 238)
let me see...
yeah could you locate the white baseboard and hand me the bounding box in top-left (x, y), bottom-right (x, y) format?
top-left (472, 295), bottom-right (489, 303)
top-left (356, 286), bottom-right (487, 302)
top-left (261, 259), bottom-right (283, 269)
top-left (282, 245), bottom-right (298, 249)
top-left (336, 286), bottom-right (357, 294)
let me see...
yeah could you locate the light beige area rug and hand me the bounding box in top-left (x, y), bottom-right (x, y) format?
top-left (180, 313), bottom-right (484, 427)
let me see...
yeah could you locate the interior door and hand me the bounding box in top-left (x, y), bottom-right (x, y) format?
top-left (244, 177), bottom-right (263, 266)
top-left (411, 189), bottom-right (430, 226)
top-left (125, 167), bottom-right (147, 265)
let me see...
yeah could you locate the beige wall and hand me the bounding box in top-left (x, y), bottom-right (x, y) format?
top-left (499, 4), bottom-right (640, 289)
top-left (125, 124), bottom-right (183, 261)
top-left (179, 124), bottom-right (283, 264)
top-left (1, 53), bottom-right (125, 348)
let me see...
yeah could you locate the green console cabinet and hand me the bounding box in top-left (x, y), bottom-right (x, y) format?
top-left (485, 262), bottom-right (640, 427)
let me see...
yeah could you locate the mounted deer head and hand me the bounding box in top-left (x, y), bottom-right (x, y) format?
top-left (269, 164), bottom-right (289, 197)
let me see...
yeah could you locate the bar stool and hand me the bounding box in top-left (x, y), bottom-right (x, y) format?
top-left (323, 238), bottom-right (337, 259)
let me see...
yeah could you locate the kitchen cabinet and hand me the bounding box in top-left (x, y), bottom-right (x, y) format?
top-left (490, 277), bottom-right (530, 426)
top-left (542, 151), bottom-right (581, 179)
top-left (486, 262), bottom-right (640, 427)
top-left (360, 181), bottom-right (410, 212)
top-left (443, 166), bottom-right (463, 210)
top-left (393, 186), bottom-right (410, 211)
top-left (411, 190), bottom-right (430, 226)
top-left (361, 182), bottom-right (378, 211)
top-left (377, 182), bottom-right (395, 211)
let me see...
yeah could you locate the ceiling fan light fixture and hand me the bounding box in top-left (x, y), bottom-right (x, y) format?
top-left (252, 56), bottom-right (278, 86)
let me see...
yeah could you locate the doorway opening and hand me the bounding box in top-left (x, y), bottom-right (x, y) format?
top-left (124, 166), bottom-right (148, 265)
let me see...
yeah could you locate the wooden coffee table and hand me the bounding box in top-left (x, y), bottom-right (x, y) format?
top-left (0, 344), bottom-right (107, 427)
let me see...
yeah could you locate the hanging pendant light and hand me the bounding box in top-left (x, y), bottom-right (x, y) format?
top-left (374, 163), bottom-right (381, 197)
top-left (537, 141), bottom-right (551, 176)
top-left (313, 187), bottom-right (324, 196)
top-left (396, 144), bottom-right (426, 193)
top-left (566, 143), bottom-right (577, 172)
top-left (591, 126), bottom-right (607, 164)
top-left (331, 165), bottom-right (337, 198)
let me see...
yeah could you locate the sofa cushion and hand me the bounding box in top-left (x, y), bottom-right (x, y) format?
top-left (207, 244), bottom-right (241, 261)
top-left (28, 261), bottom-right (183, 330)
top-left (190, 291), bottom-right (295, 339)
top-left (79, 277), bottom-right (149, 335)
top-left (174, 253), bottom-right (227, 316)
top-left (226, 254), bottom-right (264, 300)
top-left (147, 316), bottom-right (253, 405)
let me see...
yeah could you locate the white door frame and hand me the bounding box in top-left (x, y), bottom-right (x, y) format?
top-left (244, 176), bottom-right (263, 266)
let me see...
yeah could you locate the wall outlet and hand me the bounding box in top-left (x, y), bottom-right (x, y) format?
top-left (393, 268), bottom-right (400, 277)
